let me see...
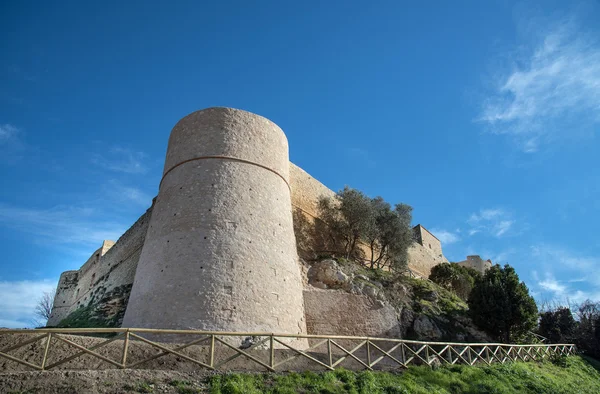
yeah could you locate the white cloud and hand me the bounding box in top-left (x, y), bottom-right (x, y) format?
top-left (468, 208), bottom-right (515, 237)
top-left (478, 17), bottom-right (600, 151)
top-left (0, 124), bottom-right (19, 142)
top-left (530, 245), bottom-right (600, 304)
top-left (532, 244), bottom-right (598, 274)
top-left (107, 181), bottom-right (153, 207)
top-left (0, 279), bottom-right (56, 328)
top-left (91, 147), bottom-right (147, 174)
top-left (539, 274), bottom-right (567, 295)
top-left (0, 203), bottom-right (127, 246)
top-left (430, 228), bottom-right (460, 245)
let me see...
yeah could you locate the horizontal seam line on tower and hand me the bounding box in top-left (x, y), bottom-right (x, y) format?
top-left (159, 155), bottom-right (291, 191)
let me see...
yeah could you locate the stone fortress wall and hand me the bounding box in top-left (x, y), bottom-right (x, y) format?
top-left (408, 225), bottom-right (449, 277)
top-left (48, 209), bottom-right (152, 326)
top-left (48, 107), bottom-right (488, 337)
top-left (122, 108), bottom-right (308, 342)
top-left (456, 255), bottom-right (492, 274)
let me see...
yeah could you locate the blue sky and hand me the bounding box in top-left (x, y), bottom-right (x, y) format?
top-left (1, 1), bottom-right (599, 328)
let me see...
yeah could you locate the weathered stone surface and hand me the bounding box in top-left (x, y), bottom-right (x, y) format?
top-left (307, 259), bottom-right (352, 289)
top-left (47, 211), bottom-right (151, 326)
top-left (413, 315), bottom-right (443, 340)
top-left (303, 289), bottom-right (400, 338)
top-left (122, 108), bottom-right (307, 346)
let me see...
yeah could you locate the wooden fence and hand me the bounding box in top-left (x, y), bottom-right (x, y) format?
top-left (0, 328), bottom-right (576, 372)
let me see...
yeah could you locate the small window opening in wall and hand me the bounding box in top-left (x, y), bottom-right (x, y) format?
top-left (429, 243), bottom-right (432, 249)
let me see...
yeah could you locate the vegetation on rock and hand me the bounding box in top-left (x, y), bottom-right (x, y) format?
top-left (428, 263), bottom-right (480, 301)
top-left (333, 259), bottom-right (489, 342)
top-left (55, 305), bottom-right (120, 329)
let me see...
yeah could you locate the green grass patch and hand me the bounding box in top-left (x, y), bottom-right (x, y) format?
top-left (206, 356), bottom-right (600, 394)
top-left (55, 305), bottom-right (119, 329)
top-left (169, 379), bottom-right (202, 394)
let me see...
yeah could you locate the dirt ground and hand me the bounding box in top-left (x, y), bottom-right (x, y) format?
top-left (0, 369), bottom-right (216, 393)
top-left (0, 331), bottom-right (405, 393)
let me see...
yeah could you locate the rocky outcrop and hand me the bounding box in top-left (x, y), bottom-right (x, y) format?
top-left (307, 259), bottom-right (351, 289)
top-left (304, 258), bottom-right (491, 343)
top-left (413, 315), bottom-right (443, 340)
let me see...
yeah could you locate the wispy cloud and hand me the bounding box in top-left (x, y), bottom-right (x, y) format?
top-left (539, 273), bottom-right (568, 295)
top-left (0, 123), bottom-right (27, 163)
top-left (0, 124), bottom-right (19, 142)
top-left (530, 245), bottom-right (600, 304)
top-left (468, 208), bottom-right (515, 237)
top-left (107, 181), bottom-right (153, 207)
top-left (91, 147), bottom-right (147, 174)
top-left (531, 245), bottom-right (598, 273)
top-left (478, 16), bottom-right (600, 151)
top-left (430, 228), bottom-right (460, 245)
top-left (0, 279), bottom-right (56, 328)
top-left (0, 204), bottom-right (127, 247)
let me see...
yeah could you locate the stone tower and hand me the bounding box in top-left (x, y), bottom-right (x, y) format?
top-left (121, 108), bottom-right (307, 339)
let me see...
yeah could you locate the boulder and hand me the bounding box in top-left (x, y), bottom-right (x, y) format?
top-left (307, 259), bottom-right (352, 289)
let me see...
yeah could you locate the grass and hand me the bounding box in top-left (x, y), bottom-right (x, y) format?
top-left (169, 379), bottom-right (203, 394)
top-left (124, 381), bottom-right (154, 393)
top-left (206, 356), bottom-right (600, 394)
top-left (55, 305), bottom-right (119, 329)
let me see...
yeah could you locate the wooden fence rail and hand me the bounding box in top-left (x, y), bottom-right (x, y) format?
top-left (0, 328), bottom-right (577, 372)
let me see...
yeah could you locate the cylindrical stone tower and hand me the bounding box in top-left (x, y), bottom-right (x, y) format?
top-left (122, 107), bottom-right (307, 341)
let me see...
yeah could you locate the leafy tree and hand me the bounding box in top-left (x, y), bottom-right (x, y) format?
top-left (538, 307), bottom-right (576, 343)
top-left (429, 263), bottom-right (480, 300)
top-left (318, 187), bottom-right (413, 271)
top-left (468, 264), bottom-right (538, 343)
top-left (318, 187), bottom-right (376, 259)
top-left (365, 197), bottom-right (413, 271)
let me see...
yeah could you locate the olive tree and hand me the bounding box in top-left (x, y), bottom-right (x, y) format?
top-left (318, 187), bottom-right (413, 271)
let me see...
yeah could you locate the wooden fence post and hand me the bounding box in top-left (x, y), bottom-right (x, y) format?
top-left (121, 331), bottom-right (130, 368)
top-left (41, 333), bottom-right (52, 370)
top-left (270, 335), bottom-right (275, 370)
top-left (209, 335), bottom-right (215, 368)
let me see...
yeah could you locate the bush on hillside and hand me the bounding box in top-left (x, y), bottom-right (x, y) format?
top-left (429, 262), bottom-right (481, 300)
top-left (468, 264), bottom-right (538, 343)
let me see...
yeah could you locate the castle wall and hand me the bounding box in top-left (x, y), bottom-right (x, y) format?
top-left (413, 225), bottom-right (443, 260)
top-left (50, 109), bottom-right (449, 332)
top-left (122, 108), bottom-right (307, 345)
top-left (456, 255), bottom-right (492, 274)
top-left (289, 163), bottom-right (336, 218)
top-left (47, 208), bottom-right (152, 326)
top-left (406, 242), bottom-right (447, 278)
top-left (47, 271), bottom-right (79, 325)
top-left (303, 289), bottom-right (400, 337)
